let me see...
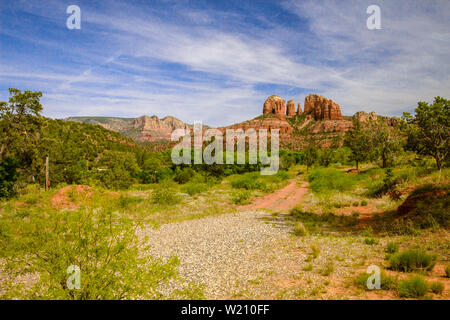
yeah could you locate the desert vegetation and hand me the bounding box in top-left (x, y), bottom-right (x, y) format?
top-left (0, 89), bottom-right (449, 300)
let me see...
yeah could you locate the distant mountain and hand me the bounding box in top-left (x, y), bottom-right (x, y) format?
top-left (66, 115), bottom-right (192, 142)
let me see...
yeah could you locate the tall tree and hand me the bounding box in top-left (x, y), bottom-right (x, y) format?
top-left (0, 88), bottom-right (43, 182)
top-left (368, 121), bottom-right (405, 168)
top-left (403, 97), bottom-right (449, 170)
top-left (344, 121), bottom-right (371, 170)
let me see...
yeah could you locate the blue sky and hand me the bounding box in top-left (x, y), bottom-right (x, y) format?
top-left (0, 0), bottom-right (449, 126)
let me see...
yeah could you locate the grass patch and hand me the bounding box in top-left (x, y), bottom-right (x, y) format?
top-left (293, 222), bottom-right (308, 236)
top-left (398, 275), bottom-right (429, 298)
top-left (385, 242), bottom-right (399, 254)
top-left (429, 281), bottom-right (444, 294)
top-left (389, 249), bottom-right (437, 272)
top-left (353, 271), bottom-right (398, 291)
top-left (308, 168), bottom-right (356, 193)
top-left (151, 182), bottom-right (181, 205)
top-left (231, 190), bottom-right (252, 205)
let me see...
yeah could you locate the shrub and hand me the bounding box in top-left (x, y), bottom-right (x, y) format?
top-left (398, 275), bottom-right (429, 298)
top-left (386, 242), bottom-right (399, 254)
top-left (0, 207), bottom-right (194, 299)
top-left (360, 200), bottom-right (368, 206)
top-left (364, 238), bottom-right (377, 245)
top-left (181, 183), bottom-right (207, 196)
top-left (429, 281), bottom-right (444, 294)
top-left (308, 168), bottom-right (355, 193)
top-left (98, 151), bottom-right (140, 190)
top-left (389, 250), bottom-right (437, 272)
top-left (354, 271), bottom-right (398, 290)
top-left (151, 182), bottom-right (181, 205)
top-left (174, 167), bottom-right (195, 184)
top-left (231, 175), bottom-right (266, 191)
top-left (311, 244), bottom-right (320, 259)
top-left (445, 265), bottom-right (450, 278)
top-left (319, 262), bottom-right (334, 276)
top-left (293, 222), bottom-right (308, 236)
top-left (231, 191), bottom-right (251, 205)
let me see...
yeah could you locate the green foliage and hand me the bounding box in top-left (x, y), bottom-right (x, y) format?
top-left (0, 157), bottom-right (18, 198)
top-left (0, 207), bottom-right (189, 299)
top-left (318, 261), bottom-right (334, 276)
top-left (367, 168), bottom-right (398, 197)
top-left (98, 151), bottom-right (140, 190)
top-left (151, 182), bottom-right (181, 205)
top-left (353, 271), bottom-right (398, 290)
top-left (174, 167), bottom-right (195, 184)
top-left (231, 173), bottom-right (267, 191)
top-left (398, 275), bottom-right (429, 298)
top-left (364, 238), bottom-right (377, 245)
top-left (308, 168), bottom-right (355, 193)
top-left (403, 96), bottom-right (449, 170)
top-left (344, 121), bottom-right (371, 170)
top-left (368, 121), bottom-right (405, 168)
top-left (360, 200), bottom-right (368, 206)
top-left (429, 281), bottom-right (444, 294)
top-left (231, 190), bottom-right (251, 205)
top-left (445, 265), bottom-right (450, 278)
top-left (389, 250), bottom-right (437, 272)
top-left (181, 183), bottom-right (207, 196)
top-left (386, 242), bottom-right (399, 254)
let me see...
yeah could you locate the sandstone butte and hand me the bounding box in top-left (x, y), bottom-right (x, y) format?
top-left (67, 93), bottom-right (398, 150)
top-left (219, 93), bottom-right (399, 149)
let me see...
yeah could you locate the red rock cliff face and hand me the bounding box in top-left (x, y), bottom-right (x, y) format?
top-left (263, 95), bottom-right (286, 119)
top-left (286, 100), bottom-right (296, 117)
top-left (303, 94), bottom-right (343, 121)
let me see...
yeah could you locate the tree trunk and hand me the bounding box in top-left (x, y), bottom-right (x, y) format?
top-left (356, 160), bottom-right (359, 171)
top-left (435, 155), bottom-right (441, 170)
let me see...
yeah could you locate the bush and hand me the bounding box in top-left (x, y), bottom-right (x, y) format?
top-left (389, 250), bottom-right (437, 272)
top-left (0, 207), bottom-right (191, 299)
top-left (364, 238), bottom-right (377, 245)
top-left (360, 200), bottom-right (368, 206)
top-left (231, 190), bottom-right (251, 205)
top-left (386, 242), bottom-right (399, 254)
top-left (181, 183), bottom-right (207, 196)
top-left (354, 271), bottom-right (398, 290)
top-left (445, 265), bottom-right (450, 278)
top-left (429, 281), bottom-right (444, 294)
top-left (293, 222), bottom-right (308, 236)
top-left (151, 182), bottom-right (181, 205)
top-left (398, 275), bottom-right (429, 298)
top-left (308, 168), bottom-right (355, 193)
top-left (174, 167), bottom-right (195, 184)
top-left (0, 157), bottom-right (18, 199)
top-left (98, 151), bottom-right (140, 190)
top-left (231, 175), bottom-right (266, 191)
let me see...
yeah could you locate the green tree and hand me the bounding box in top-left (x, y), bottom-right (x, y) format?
top-left (98, 151), bottom-right (140, 189)
top-left (0, 89), bottom-right (43, 181)
top-left (0, 157), bottom-right (18, 198)
top-left (403, 97), bottom-right (449, 170)
top-left (368, 121), bottom-right (405, 168)
top-left (344, 121), bottom-right (371, 170)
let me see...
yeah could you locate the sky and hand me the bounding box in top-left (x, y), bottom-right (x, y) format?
top-left (0, 0), bottom-right (449, 127)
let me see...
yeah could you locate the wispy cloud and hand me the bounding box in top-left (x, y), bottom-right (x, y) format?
top-left (0, 0), bottom-right (448, 126)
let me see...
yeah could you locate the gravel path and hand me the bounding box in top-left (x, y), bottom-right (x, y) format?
top-left (138, 210), bottom-right (292, 299)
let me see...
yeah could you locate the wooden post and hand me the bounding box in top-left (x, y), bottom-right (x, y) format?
top-left (45, 154), bottom-right (49, 191)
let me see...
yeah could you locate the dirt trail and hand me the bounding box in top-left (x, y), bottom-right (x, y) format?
top-left (238, 179), bottom-right (309, 212)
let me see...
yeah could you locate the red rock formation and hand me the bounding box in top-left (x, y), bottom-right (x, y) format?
top-left (297, 103), bottom-right (302, 115)
top-left (263, 95), bottom-right (286, 119)
top-left (353, 111), bottom-right (399, 127)
top-left (286, 100), bottom-right (296, 117)
top-left (303, 94), bottom-right (343, 121)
